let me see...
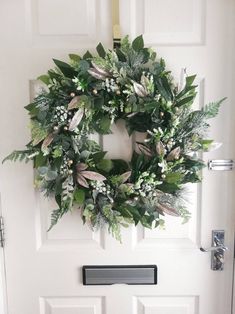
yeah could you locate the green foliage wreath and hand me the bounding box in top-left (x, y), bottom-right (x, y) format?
top-left (3, 36), bottom-right (225, 240)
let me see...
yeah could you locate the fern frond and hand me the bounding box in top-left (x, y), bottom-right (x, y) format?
top-left (47, 208), bottom-right (63, 231)
top-left (203, 97), bottom-right (226, 119)
top-left (2, 150), bottom-right (31, 164)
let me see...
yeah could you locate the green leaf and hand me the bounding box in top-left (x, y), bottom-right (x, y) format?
top-left (141, 215), bottom-right (154, 229)
top-left (176, 95), bottom-right (195, 107)
top-left (115, 48), bottom-right (126, 62)
top-left (92, 151), bottom-right (107, 163)
top-left (144, 101), bottom-right (159, 111)
top-left (83, 50), bottom-right (93, 60)
top-left (55, 180), bottom-right (63, 196)
top-left (85, 139), bottom-right (101, 153)
top-left (203, 97), bottom-right (226, 119)
top-left (30, 120), bottom-right (48, 146)
top-left (186, 75), bottom-right (196, 86)
top-left (165, 172), bottom-right (183, 184)
top-left (52, 59), bottom-right (77, 78)
top-left (200, 139), bottom-right (214, 150)
top-left (158, 182), bottom-right (179, 194)
top-left (183, 158), bottom-right (205, 171)
top-left (69, 54), bottom-right (81, 62)
top-left (37, 75), bottom-right (50, 85)
top-left (156, 77), bottom-right (172, 101)
top-left (46, 170), bottom-right (57, 181)
top-left (161, 76), bottom-right (173, 101)
top-left (78, 60), bottom-right (90, 73)
top-left (111, 159), bottom-right (129, 175)
top-left (120, 35), bottom-right (131, 51)
top-left (25, 103), bottom-right (36, 111)
top-left (184, 172), bottom-right (202, 183)
top-left (24, 103), bottom-right (39, 116)
top-left (132, 35), bottom-right (144, 51)
top-left (96, 43), bottom-right (106, 58)
top-left (99, 116), bottom-right (111, 133)
top-left (74, 189), bottom-right (85, 205)
top-left (97, 159), bottom-right (113, 172)
top-left (34, 152), bottom-right (47, 168)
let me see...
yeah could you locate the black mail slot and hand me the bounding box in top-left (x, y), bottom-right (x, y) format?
top-left (82, 265), bottom-right (157, 285)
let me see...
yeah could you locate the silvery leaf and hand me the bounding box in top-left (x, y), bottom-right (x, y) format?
top-left (126, 112), bottom-right (138, 118)
top-left (77, 174), bottom-right (89, 188)
top-left (68, 96), bottom-right (80, 110)
top-left (133, 82), bottom-right (148, 97)
top-left (140, 74), bottom-right (150, 89)
top-left (69, 108), bottom-right (84, 131)
top-left (76, 163), bottom-right (88, 172)
top-left (120, 171), bottom-right (132, 183)
top-left (88, 68), bottom-right (107, 80)
top-left (157, 203), bottom-right (179, 217)
top-left (81, 171), bottom-right (106, 181)
top-left (137, 143), bottom-right (152, 157)
top-left (91, 61), bottom-right (110, 76)
top-left (178, 68), bottom-right (187, 92)
top-left (41, 133), bottom-right (54, 151)
top-left (167, 147), bottom-right (181, 161)
top-left (156, 141), bottom-right (165, 156)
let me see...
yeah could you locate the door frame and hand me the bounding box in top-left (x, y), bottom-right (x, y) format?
top-left (0, 195), bottom-right (7, 314)
top-left (0, 249), bottom-right (7, 314)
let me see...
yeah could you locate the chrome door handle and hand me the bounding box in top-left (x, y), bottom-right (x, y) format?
top-left (200, 245), bottom-right (228, 252)
top-left (200, 230), bottom-right (228, 271)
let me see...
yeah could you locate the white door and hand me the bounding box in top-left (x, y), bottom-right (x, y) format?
top-left (1, 0), bottom-right (235, 314)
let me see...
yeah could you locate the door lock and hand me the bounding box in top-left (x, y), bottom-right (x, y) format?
top-left (200, 230), bottom-right (228, 271)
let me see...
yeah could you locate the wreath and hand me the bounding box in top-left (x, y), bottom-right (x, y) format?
top-left (3, 35), bottom-right (225, 240)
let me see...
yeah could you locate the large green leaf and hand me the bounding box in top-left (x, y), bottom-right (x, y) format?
top-left (186, 74), bottom-right (196, 86)
top-left (99, 116), bottom-right (111, 134)
top-left (176, 95), bottom-right (195, 107)
top-left (165, 172), bottom-right (183, 184)
top-left (97, 159), bottom-right (113, 172)
top-left (34, 152), bottom-right (47, 168)
top-left (69, 54), bottom-right (81, 62)
top-left (96, 43), bottom-right (106, 58)
top-left (37, 75), bottom-right (50, 85)
top-left (74, 189), bottom-right (85, 205)
top-left (30, 120), bottom-right (48, 146)
top-left (53, 59), bottom-right (77, 78)
top-left (132, 35), bottom-right (144, 51)
top-left (83, 50), bottom-right (93, 60)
